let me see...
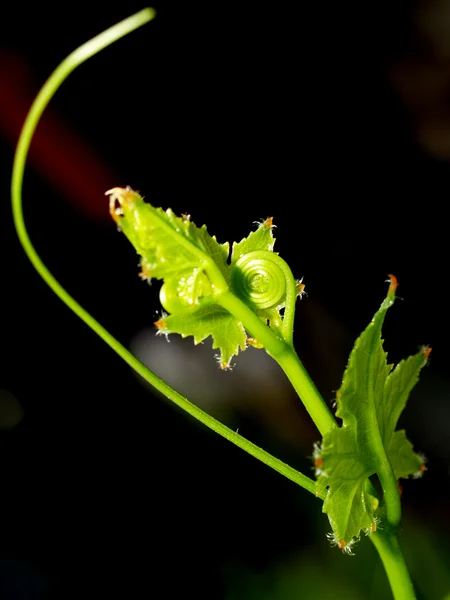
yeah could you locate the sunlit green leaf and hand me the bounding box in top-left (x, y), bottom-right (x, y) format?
top-left (231, 217), bottom-right (275, 261)
top-left (107, 188), bottom-right (293, 367)
top-left (315, 277), bottom-right (429, 547)
top-left (156, 305), bottom-right (247, 369)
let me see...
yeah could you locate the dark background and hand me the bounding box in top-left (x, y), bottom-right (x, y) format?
top-left (1, 3), bottom-right (450, 598)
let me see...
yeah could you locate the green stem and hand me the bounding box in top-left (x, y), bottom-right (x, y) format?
top-left (218, 283), bottom-right (413, 600)
top-left (377, 461), bottom-right (402, 529)
top-left (216, 290), bottom-right (336, 437)
top-left (366, 317), bottom-right (402, 529)
top-left (276, 348), bottom-right (337, 437)
top-left (274, 254), bottom-right (297, 344)
top-left (10, 8), bottom-right (321, 501)
top-left (9, 12), bottom-right (414, 600)
top-left (370, 528), bottom-right (417, 600)
top-left (365, 392), bottom-right (402, 527)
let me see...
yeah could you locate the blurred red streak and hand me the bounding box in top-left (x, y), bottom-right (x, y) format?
top-left (1, 52), bottom-right (117, 222)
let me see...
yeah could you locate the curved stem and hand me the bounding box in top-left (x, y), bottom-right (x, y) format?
top-left (275, 255), bottom-right (298, 344)
top-left (9, 13), bottom-right (415, 600)
top-left (217, 284), bottom-right (413, 600)
top-left (216, 291), bottom-right (336, 437)
top-left (10, 8), bottom-right (321, 500)
top-left (377, 460), bottom-right (402, 529)
top-left (370, 528), bottom-right (417, 600)
top-left (275, 348), bottom-right (337, 437)
top-left (217, 290), bottom-right (288, 354)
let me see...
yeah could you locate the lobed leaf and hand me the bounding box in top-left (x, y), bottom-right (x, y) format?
top-left (155, 305), bottom-right (247, 369)
top-left (107, 188), bottom-right (294, 368)
top-left (315, 276), bottom-right (429, 549)
top-left (107, 187), bottom-right (229, 283)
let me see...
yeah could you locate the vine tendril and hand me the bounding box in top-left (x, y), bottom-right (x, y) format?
top-left (10, 8), bottom-right (321, 499)
top-left (232, 251), bottom-right (287, 310)
top-left (231, 251), bottom-right (298, 345)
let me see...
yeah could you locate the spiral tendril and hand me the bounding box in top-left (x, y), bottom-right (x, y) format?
top-left (231, 251), bottom-right (286, 310)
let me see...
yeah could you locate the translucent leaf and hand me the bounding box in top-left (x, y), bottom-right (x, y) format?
top-left (107, 187), bottom-right (229, 285)
top-left (155, 305), bottom-right (247, 369)
top-left (315, 277), bottom-right (429, 547)
top-left (107, 188), bottom-right (294, 367)
top-left (231, 217), bottom-right (275, 261)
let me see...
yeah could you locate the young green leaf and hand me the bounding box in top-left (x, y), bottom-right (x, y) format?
top-left (107, 187), bottom-right (300, 368)
top-left (155, 305), bottom-right (247, 370)
top-left (107, 187), bottom-right (230, 286)
top-left (230, 216), bottom-right (275, 258)
top-left (315, 276), bottom-right (429, 551)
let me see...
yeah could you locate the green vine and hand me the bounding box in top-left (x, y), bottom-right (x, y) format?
top-left (10, 5), bottom-right (319, 505)
top-left (11, 9), bottom-right (429, 600)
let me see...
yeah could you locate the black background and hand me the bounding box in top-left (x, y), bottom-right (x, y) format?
top-left (1, 3), bottom-right (450, 599)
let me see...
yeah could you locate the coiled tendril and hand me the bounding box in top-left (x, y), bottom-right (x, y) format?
top-left (231, 251), bottom-right (287, 310)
